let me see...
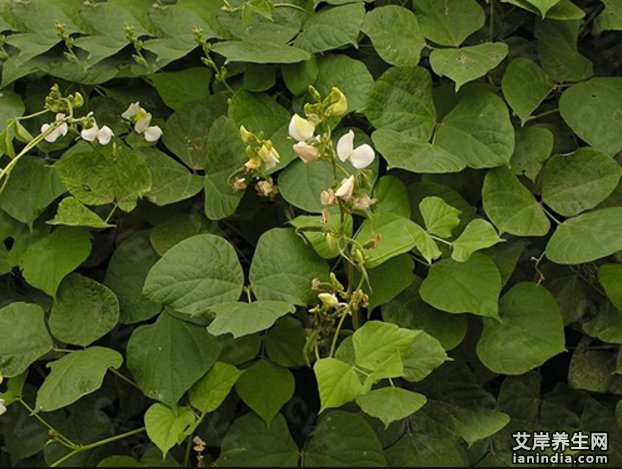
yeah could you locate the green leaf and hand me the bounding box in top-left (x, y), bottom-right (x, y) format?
top-left (282, 57), bottom-right (319, 96)
top-left (372, 129), bottom-right (466, 174)
top-left (365, 255), bottom-right (416, 310)
top-left (265, 317), bottom-right (307, 368)
top-left (47, 196), bottom-right (113, 229)
top-left (545, 207), bottom-right (622, 264)
top-left (49, 273), bottom-right (119, 347)
top-left (401, 330), bottom-right (447, 382)
top-left (510, 126), bottom-right (554, 182)
top-left (559, 77), bottom-right (622, 156)
top-left (482, 166), bottom-right (550, 236)
top-left (304, 411), bottom-right (387, 467)
top-left (365, 66), bottom-right (436, 140)
top-left (0, 302), bottom-right (53, 378)
top-left (141, 147), bottom-right (204, 207)
top-left (313, 55), bottom-right (374, 113)
top-left (54, 145), bottom-right (151, 212)
top-left (356, 387), bottom-right (427, 428)
top-left (524, 0), bottom-right (563, 17)
top-left (203, 116), bottom-right (246, 220)
top-left (144, 404), bottom-right (196, 458)
top-left (217, 413), bottom-right (299, 467)
top-left (149, 68), bottom-right (212, 110)
top-left (236, 360), bottom-right (294, 424)
top-left (503, 0), bottom-right (585, 20)
top-left (126, 311), bottom-right (221, 407)
top-left (103, 232), bottom-right (161, 324)
top-left (162, 94), bottom-right (228, 170)
top-left (211, 40), bottom-right (311, 64)
top-left (476, 282), bottom-right (565, 374)
top-left (372, 175), bottom-right (411, 218)
top-left (594, 0), bottom-right (622, 33)
top-left (435, 89), bottom-right (515, 169)
top-left (430, 42), bottom-right (508, 91)
top-left (385, 432), bottom-right (468, 467)
top-left (314, 358), bottom-right (363, 412)
top-left (451, 219), bottom-right (504, 262)
top-left (35, 347), bottom-right (122, 412)
top-left (420, 253), bottom-right (502, 318)
top-left (535, 19), bottom-right (593, 83)
top-left (189, 362), bottom-right (241, 414)
top-left (0, 91), bottom-right (25, 133)
top-left (362, 6), bottom-right (425, 66)
top-left (250, 228), bottom-right (329, 306)
top-left (352, 321), bottom-right (417, 372)
top-left (291, 208), bottom-right (353, 259)
top-left (598, 264), bottom-right (622, 311)
top-left (541, 147), bottom-right (621, 217)
top-left (19, 227), bottom-right (92, 297)
top-left (411, 0), bottom-right (485, 47)
top-left (294, 3), bottom-right (365, 53)
top-left (419, 196), bottom-right (461, 238)
top-left (502, 58), bottom-right (554, 124)
top-left (143, 234), bottom-right (244, 316)
top-left (0, 156), bottom-right (65, 227)
top-left (149, 213), bottom-right (202, 256)
top-left (207, 301), bottom-right (295, 338)
top-left (568, 349), bottom-right (622, 393)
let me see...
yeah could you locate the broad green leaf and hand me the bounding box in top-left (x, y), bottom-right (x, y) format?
top-left (126, 311), bottom-right (221, 407)
top-left (149, 213), bottom-right (202, 256)
top-left (265, 317), bottom-right (307, 368)
top-left (411, 0), bottom-right (485, 46)
top-left (535, 19), bottom-right (593, 83)
top-left (304, 411), bottom-right (387, 467)
top-left (451, 219), bottom-right (504, 262)
top-left (250, 228), bottom-right (329, 305)
top-left (420, 253), bottom-right (502, 318)
top-left (218, 333), bottom-right (262, 367)
top-left (36, 347), bottom-right (122, 412)
top-left (236, 360), bottom-right (294, 424)
top-left (144, 404), bottom-right (196, 458)
top-left (510, 126), bottom-right (554, 182)
top-left (568, 349), bottom-right (622, 394)
top-left (211, 40), bottom-right (311, 63)
top-left (203, 116), bottom-right (247, 220)
top-left (372, 129), bottom-right (466, 174)
top-left (162, 94), bottom-right (228, 170)
top-left (419, 196), bottom-right (461, 238)
top-left (365, 255), bottom-right (416, 310)
top-left (217, 413), bottom-right (299, 467)
top-left (372, 175), bottom-right (411, 218)
top-left (0, 91), bottom-right (25, 133)
top-left (477, 282), bottom-right (565, 374)
top-left (356, 387), bottom-right (427, 428)
top-left (559, 77), bottom-right (622, 156)
top-left (362, 6), bottom-right (425, 66)
top-left (140, 147), bottom-right (203, 207)
top-left (594, 0), bottom-right (622, 32)
top-left (599, 264), bottom-right (622, 311)
top-left (401, 330), bottom-right (447, 382)
top-left (352, 321), bottom-right (417, 372)
top-left (545, 208), bottom-right (622, 264)
top-left (291, 208), bottom-right (353, 259)
top-left (0, 156), bottom-right (65, 227)
top-left (502, 58), bottom-right (554, 124)
top-left (482, 166), bottom-right (550, 236)
top-left (47, 197), bottom-right (112, 229)
top-left (435, 89), bottom-right (515, 169)
top-left (365, 66), bottom-right (436, 140)
top-left (143, 234), bottom-right (244, 316)
top-left (524, 0), bottom-right (563, 17)
top-left (294, 3), bottom-right (365, 53)
top-left (502, 0), bottom-right (585, 19)
top-left (430, 42), bottom-right (508, 91)
top-left (0, 302), bottom-right (53, 378)
top-left (149, 68), bottom-right (211, 110)
top-left (282, 57), bottom-right (319, 96)
top-left (313, 55), bottom-right (374, 113)
top-left (314, 358), bottom-right (363, 412)
top-left (385, 432), bottom-right (468, 467)
top-left (541, 148), bottom-right (621, 216)
top-left (103, 232), bottom-right (161, 324)
top-left (19, 227), bottom-right (92, 297)
top-left (49, 274), bottom-right (119, 347)
top-left (189, 362), bottom-right (241, 414)
top-left (355, 212), bottom-right (429, 268)
top-left (207, 301), bottom-right (295, 338)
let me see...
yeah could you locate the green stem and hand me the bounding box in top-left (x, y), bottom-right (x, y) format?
top-left (184, 435), bottom-right (193, 466)
top-left (109, 368), bottom-right (141, 390)
top-left (17, 398), bottom-right (78, 449)
top-left (329, 309), bottom-right (350, 357)
top-left (50, 426), bottom-right (146, 467)
top-left (274, 3), bottom-right (306, 12)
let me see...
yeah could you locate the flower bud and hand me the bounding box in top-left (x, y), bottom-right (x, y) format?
top-left (334, 175), bottom-right (355, 201)
top-left (329, 272), bottom-right (345, 292)
top-left (353, 248), bottom-right (366, 265)
top-left (245, 156), bottom-right (262, 170)
top-left (325, 233), bottom-right (338, 251)
top-left (352, 195), bottom-right (377, 211)
top-left (71, 92), bottom-right (84, 109)
top-left (318, 292), bottom-right (339, 309)
top-left (326, 87), bottom-right (348, 117)
top-left (256, 179), bottom-right (277, 198)
top-left (239, 125), bottom-right (253, 144)
top-left (320, 189), bottom-right (336, 206)
top-left (258, 143), bottom-right (280, 170)
top-left (232, 177), bottom-right (247, 192)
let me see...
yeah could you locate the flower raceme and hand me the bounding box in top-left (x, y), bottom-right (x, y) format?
top-left (122, 102), bottom-right (162, 142)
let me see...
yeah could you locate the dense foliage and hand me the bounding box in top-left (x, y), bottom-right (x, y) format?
top-left (1, 0), bottom-right (622, 466)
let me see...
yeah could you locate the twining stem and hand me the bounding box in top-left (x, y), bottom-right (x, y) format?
top-left (109, 367), bottom-right (141, 390)
top-left (17, 398), bottom-right (78, 449)
top-left (329, 308), bottom-right (350, 357)
top-left (50, 426), bottom-right (146, 467)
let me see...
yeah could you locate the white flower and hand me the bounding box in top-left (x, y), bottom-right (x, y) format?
top-left (318, 293), bottom-right (339, 308)
top-left (143, 125), bottom-right (163, 143)
top-left (134, 112), bottom-right (152, 134)
top-left (81, 122), bottom-right (114, 145)
top-left (80, 124), bottom-right (99, 142)
top-left (40, 113), bottom-right (68, 143)
top-left (293, 141), bottom-right (320, 163)
top-left (337, 130), bottom-right (375, 169)
top-left (288, 114), bottom-right (316, 142)
top-left (334, 175), bottom-right (355, 201)
top-left (258, 144), bottom-right (280, 170)
top-left (121, 102), bottom-right (141, 120)
top-left (96, 125), bottom-right (114, 145)
top-left (0, 398), bottom-right (6, 416)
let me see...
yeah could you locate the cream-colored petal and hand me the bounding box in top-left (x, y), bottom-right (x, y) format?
top-left (293, 141), bottom-right (320, 163)
top-left (336, 130), bottom-right (355, 162)
top-left (143, 125), bottom-right (163, 142)
top-left (334, 175), bottom-right (355, 200)
top-left (348, 144), bottom-right (375, 169)
top-left (288, 114), bottom-right (315, 141)
top-left (96, 125), bottom-right (114, 145)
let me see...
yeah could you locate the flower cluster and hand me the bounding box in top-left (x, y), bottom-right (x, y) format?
top-left (41, 112), bottom-right (114, 145)
top-left (122, 102), bottom-right (163, 142)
